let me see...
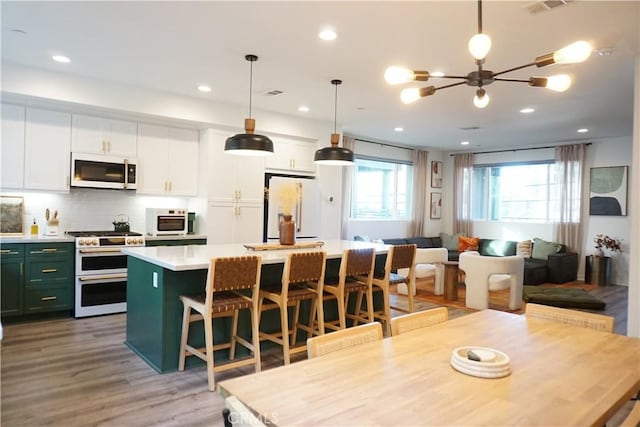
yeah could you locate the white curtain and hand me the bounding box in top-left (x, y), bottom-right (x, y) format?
top-left (340, 136), bottom-right (356, 239)
top-left (553, 144), bottom-right (586, 252)
top-left (453, 153), bottom-right (474, 236)
top-left (410, 149), bottom-right (429, 236)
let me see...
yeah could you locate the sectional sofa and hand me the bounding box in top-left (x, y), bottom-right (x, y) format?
top-left (380, 236), bottom-right (578, 285)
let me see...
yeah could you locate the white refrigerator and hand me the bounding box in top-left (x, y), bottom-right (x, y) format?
top-left (266, 175), bottom-right (320, 240)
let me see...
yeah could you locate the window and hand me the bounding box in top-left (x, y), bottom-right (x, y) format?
top-left (472, 162), bottom-right (557, 223)
top-left (351, 158), bottom-right (412, 219)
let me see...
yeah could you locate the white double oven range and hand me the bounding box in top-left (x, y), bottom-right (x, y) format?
top-left (67, 231), bottom-right (145, 317)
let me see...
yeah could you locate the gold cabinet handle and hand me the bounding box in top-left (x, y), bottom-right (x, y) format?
top-left (42, 268), bottom-right (57, 273)
top-left (0, 249), bottom-right (10, 254)
top-left (42, 248), bottom-right (58, 253)
top-left (41, 296), bottom-right (57, 301)
top-left (20, 262), bottom-right (23, 276)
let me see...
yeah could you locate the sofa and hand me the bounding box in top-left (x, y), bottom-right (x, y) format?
top-left (380, 235), bottom-right (578, 286)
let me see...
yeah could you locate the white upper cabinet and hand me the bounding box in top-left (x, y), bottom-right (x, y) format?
top-left (24, 108), bottom-right (71, 191)
top-left (72, 114), bottom-right (137, 158)
top-left (1, 104), bottom-right (26, 189)
top-left (264, 138), bottom-right (316, 173)
top-left (137, 123), bottom-right (198, 196)
top-left (203, 129), bottom-right (265, 204)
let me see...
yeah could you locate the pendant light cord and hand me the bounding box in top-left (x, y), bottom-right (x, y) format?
top-left (249, 59), bottom-right (253, 119)
top-left (333, 83), bottom-right (338, 134)
top-left (477, 0), bottom-right (483, 33)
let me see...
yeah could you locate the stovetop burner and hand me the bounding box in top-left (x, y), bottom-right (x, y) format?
top-left (66, 230), bottom-right (143, 237)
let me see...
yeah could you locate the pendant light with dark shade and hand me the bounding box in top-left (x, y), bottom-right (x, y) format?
top-left (225, 54), bottom-right (274, 156)
top-left (314, 79), bottom-right (354, 166)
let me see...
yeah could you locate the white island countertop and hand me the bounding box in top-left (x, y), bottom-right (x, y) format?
top-left (122, 240), bottom-right (390, 271)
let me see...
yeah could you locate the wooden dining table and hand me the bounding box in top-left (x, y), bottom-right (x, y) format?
top-left (218, 309), bottom-right (640, 426)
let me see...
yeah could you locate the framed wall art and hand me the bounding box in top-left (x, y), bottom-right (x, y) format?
top-left (589, 166), bottom-right (628, 216)
top-left (1, 195), bottom-right (24, 235)
top-left (430, 192), bottom-right (442, 219)
top-left (431, 161), bottom-right (442, 188)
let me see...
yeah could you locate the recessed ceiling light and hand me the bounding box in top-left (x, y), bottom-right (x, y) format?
top-left (52, 55), bottom-right (70, 63)
top-left (298, 106), bottom-right (309, 112)
top-left (520, 107), bottom-right (535, 114)
top-left (461, 141), bottom-right (470, 145)
top-left (197, 85), bottom-right (211, 93)
top-left (318, 28), bottom-right (337, 41)
top-left (577, 128), bottom-right (589, 133)
top-left (394, 127), bottom-right (404, 132)
top-left (431, 71), bottom-right (445, 77)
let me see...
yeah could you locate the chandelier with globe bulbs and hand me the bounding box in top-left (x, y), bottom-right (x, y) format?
top-left (384, 0), bottom-right (592, 109)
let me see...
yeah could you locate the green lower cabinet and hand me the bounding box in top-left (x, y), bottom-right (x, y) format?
top-left (24, 285), bottom-right (73, 313)
top-left (1, 242), bottom-right (74, 318)
top-left (1, 244), bottom-right (25, 317)
top-left (145, 238), bottom-right (207, 247)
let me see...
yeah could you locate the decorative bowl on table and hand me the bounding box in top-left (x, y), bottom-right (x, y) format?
top-left (450, 346), bottom-right (511, 378)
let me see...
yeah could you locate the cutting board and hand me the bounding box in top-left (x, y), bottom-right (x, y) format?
top-left (243, 241), bottom-right (324, 251)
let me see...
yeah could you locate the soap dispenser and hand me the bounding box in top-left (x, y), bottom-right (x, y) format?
top-left (30, 218), bottom-right (38, 236)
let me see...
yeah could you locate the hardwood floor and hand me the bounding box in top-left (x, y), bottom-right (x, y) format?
top-left (0, 283), bottom-right (632, 426)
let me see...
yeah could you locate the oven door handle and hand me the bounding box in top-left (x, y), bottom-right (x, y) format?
top-left (78, 273), bottom-right (128, 282)
top-left (78, 248), bottom-right (124, 254)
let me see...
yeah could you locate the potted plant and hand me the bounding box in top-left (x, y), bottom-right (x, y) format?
top-left (276, 183), bottom-right (301, 245)
top-left (593, 234), bottom-right (622, 257)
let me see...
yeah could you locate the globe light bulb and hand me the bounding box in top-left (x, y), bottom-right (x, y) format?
top-left (468, 33), bottom-right (492, 60)
top-left (553, 41), bottom-right (592, 64)
top-left (473, 89), bottom-right (490, 108)
top-left (546, 74), bottom-right (572, 92)
top-left (400, 87), bottom-right (421, 104)
top-left (384, 66), bottom-right (415, 85)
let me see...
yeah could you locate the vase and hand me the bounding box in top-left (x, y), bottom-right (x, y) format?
top-left (279, 215), bottom-right (296, 245)
top-left (594, 247), bottom-right (604, 257)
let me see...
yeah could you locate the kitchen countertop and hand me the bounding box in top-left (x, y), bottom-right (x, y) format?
top-left (0, 235), bottom-right (75, 244)
top-left (122, 239), bottom-right (389, 271)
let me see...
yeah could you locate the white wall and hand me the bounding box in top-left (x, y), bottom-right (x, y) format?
top-left (627, 54), bottom-right (639, 338)
top-left (583, 137), bottom-right (633, 286)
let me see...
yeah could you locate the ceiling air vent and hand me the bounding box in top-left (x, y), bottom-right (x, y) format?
top-left (263, 89), bottom-right (283, 96)
top-left (525, 0), bottom-right (572, 14)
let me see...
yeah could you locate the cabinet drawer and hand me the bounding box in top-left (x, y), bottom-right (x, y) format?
top-left (0, 244), bottom-right (24, 259)
top-left (27, 243), bottom-right (73, 257)
top-left (24, 285), bottom-right (72, 313)
top-left (26, 259), bottom-right (72, 284)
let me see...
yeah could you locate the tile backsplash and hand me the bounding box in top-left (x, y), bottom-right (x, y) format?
top-left (4, 188), bottom-right (199, 236)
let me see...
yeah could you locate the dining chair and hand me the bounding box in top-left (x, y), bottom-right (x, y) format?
top-left (178, 255), bottom-right (262, 392)
top-left (525, 303), bottom-right (614, 333)
top-left (619, 399), bottom-right (640, 427)
top-left (390, 307), bottom-right (448, 336)
top-left (258, 251), bottom-right (326, 365)
top-left (306, 321), bottom-right (383, 359)
top-left (315, 247), bottom-right (376, 331)
top-left (368, 244), bottom-right (417, 336)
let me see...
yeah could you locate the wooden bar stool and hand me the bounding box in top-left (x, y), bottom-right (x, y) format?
top-left (318, 247), bottom-right (375, 331)
top-left (369, 244), bottom-right (417, 336)
top-left (258, 251), bottom-right (326, 365)
top-left (178, 255), bottom-right (262, 392)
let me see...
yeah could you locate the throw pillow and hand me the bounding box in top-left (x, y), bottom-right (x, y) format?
top-left (516, 240), bottom-right (532, 258)
top-left (439, 232), bottom-right (461, 251)
top-left (531, 238), bottom-right (563, 260)
top-left (458, 236), bottom-right (479, 252)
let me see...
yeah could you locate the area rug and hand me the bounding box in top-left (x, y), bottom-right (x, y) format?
top-left (522, 285), bottom-right (606, 310)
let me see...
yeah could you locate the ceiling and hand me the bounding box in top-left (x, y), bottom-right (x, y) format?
top-left (1, 1), bottom-right (638, 152)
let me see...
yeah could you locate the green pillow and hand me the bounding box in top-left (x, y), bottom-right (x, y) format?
top-left (439, 232), bottom-right (461, 251)
top-left (531, 238), bottom-right (563, 260)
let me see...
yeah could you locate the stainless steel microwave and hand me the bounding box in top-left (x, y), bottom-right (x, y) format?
top-left (145, 208), bottom-right (188, 236)
top-left (71, 153), bottom-right (137, 190)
